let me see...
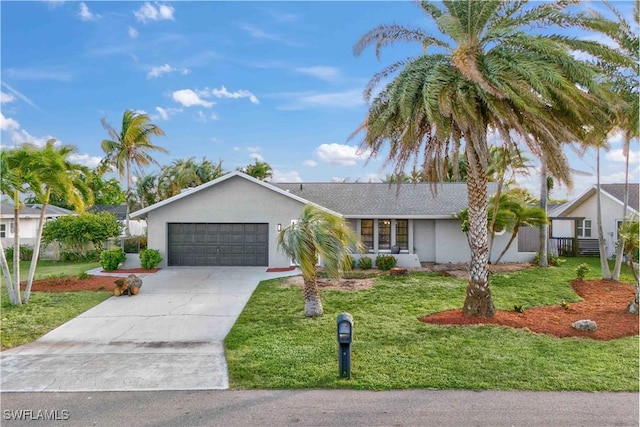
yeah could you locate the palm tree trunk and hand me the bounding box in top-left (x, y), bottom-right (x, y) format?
top-left (612, 135), bottom-right (630, 281)
top-left (303, 276), bottom-right (323, 317)
top-left (596, 149), bottom-right (612, 279)
top-left (538, 165), bottom-right (548, 267)
top-left (0, 238), bottom-right (17, 305)
top-left (494, 228), bottom-right (519, 264)
top-left (462, 143), bottom-right (494, 317)
top-left (125, 159), bottom-right (131, 237)
top-left (23, 189), bottom-right (49, 303)
top-left (12, 190), bottom-right (22, 305)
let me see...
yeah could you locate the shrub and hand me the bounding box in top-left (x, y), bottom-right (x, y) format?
top-left (4, 246), bottom-right (34, 261)
top-left (357, 256), bottom-right (372, 269)
top-left (100, 248), bottom-right (126, 271)
top-left (375, 255), bottom-right (397, 271)
top-left (533, 252), bottom-right (565, 266)
top-left (77, 271), bottom-right (91, 280)
top-left (514, 305), bottom-right (525, 313)
top-left (575, 263), bottom-right (590, 280)
top-left (140, 249), bottom-right (162, 269)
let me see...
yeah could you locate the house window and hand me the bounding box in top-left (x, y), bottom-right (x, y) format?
top-left (396, 220), bottom-right (408, 250)
top-left (577, 219), bottom-right (592, 238)
top-left (378, 219), bottom-right (391, 250)
top-left (0, 224), bottom-right (5, 238)
top-left (616, 220), bottom-right (624, 241)
top-left (361, 219), bottom-right (374, 252)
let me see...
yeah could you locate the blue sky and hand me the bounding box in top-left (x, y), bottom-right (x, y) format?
top-left (1, 1), bottom-right (638, 201)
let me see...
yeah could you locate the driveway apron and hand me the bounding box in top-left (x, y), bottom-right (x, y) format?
top-left (1, 267), bottom-right (299, 392)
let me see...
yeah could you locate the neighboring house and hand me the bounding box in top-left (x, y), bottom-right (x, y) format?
top-left (130, 171), bottom-right (536, 268)
top-left (548, 183), bottom-right (640, 258)
top-left (0, 202), bottom-right (74, 252)
top-left (89, 204), bottom-right (147, 236)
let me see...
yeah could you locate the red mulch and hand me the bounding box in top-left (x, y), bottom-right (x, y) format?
top-left (27, 269), bottom-right (159, 293)
top-left (421, 279), bottom-right (639, 340)
top-left (266, 267), bottom-right (297, 272)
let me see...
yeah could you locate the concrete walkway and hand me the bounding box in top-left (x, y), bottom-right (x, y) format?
top-left (0, 267), bottom-right (299, 392)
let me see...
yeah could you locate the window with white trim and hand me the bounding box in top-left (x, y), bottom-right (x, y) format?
top-left (378, 219), bottom-right (391, 250)
top-left (361, 219), bottom-right (374, 252)
top-left (396, 219), bottom-right (408, 250)
top-left (577, 219), bottom-right (592, 238)
top-left (0, 224), bottom-right (5, 238)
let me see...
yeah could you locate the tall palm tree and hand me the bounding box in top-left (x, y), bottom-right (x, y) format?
top-left (100, 110), bottom-right (167, 235)
top-left (582, 1), bottom-right (639, 280)
top-left (353, 0), bottom-right (621, 316)
top-left (277, 205), bottom-right (363, 317)
top-left (0, 141), bottom-right (90, 304)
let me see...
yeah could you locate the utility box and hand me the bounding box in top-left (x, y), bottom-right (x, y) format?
top-left (337, 313), bottom-right (353, 378)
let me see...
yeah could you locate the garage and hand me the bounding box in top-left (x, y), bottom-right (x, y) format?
top-left (167, 223), bottom-right (268, 266)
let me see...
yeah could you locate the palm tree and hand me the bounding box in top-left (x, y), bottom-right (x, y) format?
top-left (100, 110), bottom-right (167, 235)
top-left (277, 205), bottom-right (363, 317)
top-left (493, 190), bottom-right (547, 264)
top-left (353, 1), bottom-right (620, 316)
top-left (582, 2), bottom-right (639, 281)
top-left (158, 157), bottom-right (224, 200)
top-left (0, 141), bottom-right (90, 304)
top-left (240, 160), bottom-right (273, 181)
top-left (617, 219), bottom-right (639, 314)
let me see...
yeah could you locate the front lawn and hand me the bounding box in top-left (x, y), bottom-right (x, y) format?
top-left (225, 258), bottom-right (639, 391)
top-left (1, 260), bottom-right (109, 350)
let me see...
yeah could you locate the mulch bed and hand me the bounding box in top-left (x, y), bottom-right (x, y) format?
top-left (27, 269), bottom-right (160, 293)
top-left (421, 279), bottom-right (638, 340)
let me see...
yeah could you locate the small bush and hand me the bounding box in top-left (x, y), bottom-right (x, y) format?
top-left (533, 252), bottom-right (565, 266)
top-left (342, 254), bottom-right (355, 271)
top-left (514, 305), bottom-right (525, 313)
top-left (4, 246), bottom-right (34, 261)
top-left (575, 263), bottom-right (590, 280)
top-left (100, 248), bottom-right (126, 271)
top-left (140, 249), bottom-right (162, 269)
top-left (375, 255), bottom-right (397, 271)
top-left (77, 271), bottom-right (91, 280)
top-left (357, 256), bottom-right (372, 269)
top-left (560, 301), bottom-right (571, 310)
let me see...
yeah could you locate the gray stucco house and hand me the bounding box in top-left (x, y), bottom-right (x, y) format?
top-left (130, 171), bottom-right (536, 268)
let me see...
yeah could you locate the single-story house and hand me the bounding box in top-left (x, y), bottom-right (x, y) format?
top-left (548, 183), bottom-right (639, 258)
top-left (0, 203), bottom-right (74, 255)
top-left (130, 171), bottom-right (536, 269)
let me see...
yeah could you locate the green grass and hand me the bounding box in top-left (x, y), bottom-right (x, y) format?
top-left (1, 260), bottom-right (109, 350)
top-left (226, 257), bottom-right (639, 391)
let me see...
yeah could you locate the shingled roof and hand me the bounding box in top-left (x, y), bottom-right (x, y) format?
top-left (601, 184), bottom-right (639, 211)
top-left (275, 182), bottom-right (498, 218)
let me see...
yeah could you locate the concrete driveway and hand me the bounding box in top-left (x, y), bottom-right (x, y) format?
top-left (1, 267), bottom-right (299, 392)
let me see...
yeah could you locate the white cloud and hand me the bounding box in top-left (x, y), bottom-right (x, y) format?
top-left (302, 159), bottom-right (317, 167)
top-left (128, 26), bottom-right (139, 39)
top-left (172, 89), bottom-right (214, 108)
top-left (68, 153), bottom-right (102, 169)
top-left (44, 0), bottom-right (65, 9)
top-left (10, 129), bottom-right (56, 148)
top-left (154, 106), bottom-right (182, 120)
top-left (238, 23), bottom-right (296, 45)
top-left (315, 143), bottom-right (370, 166)
top-left (271, 170), bottom-right (303, 183)
top-left (278, 89), bottom-right (364, 111)
top-left (1, 83), bottom-right (40, 110)
top-left (294, 66), bottom-right (341, 82)
top-left (605, 148), bottom-right (640, 164)
top-left (250, 152), bottom-right (264, 162)
top-left (0, 112), bottom-right (19, 131)
top-left (1, 92), bottom-right (15, 104)
top-left (78, 2), bottom-right (99, 21)
top-left (211, 86), bottom-right (259, 104)
top-left (134, 2), bottom-right (175, 24)
top-left (148, 64), bottom-right (190, 78)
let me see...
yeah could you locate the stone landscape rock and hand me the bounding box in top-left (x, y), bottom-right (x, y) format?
top-left (572, 319), bottom-right (597, 332)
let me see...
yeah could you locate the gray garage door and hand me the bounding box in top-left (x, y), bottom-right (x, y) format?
top-left (168, 223), bottom-right (268, 266)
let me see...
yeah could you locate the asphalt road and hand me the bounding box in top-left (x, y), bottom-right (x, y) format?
top-left (2, 389), bottom-right (638, 426)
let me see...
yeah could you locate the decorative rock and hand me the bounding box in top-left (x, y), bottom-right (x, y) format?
top-left (572, 319), bottom-right (597, 332)
top-left (113, 274), bottom-right (143, 297)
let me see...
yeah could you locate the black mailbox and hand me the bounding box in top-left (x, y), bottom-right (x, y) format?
top-left (336, 312), bottom-right (353, 378)
top-left (337, 313), bottom-right (353, 343)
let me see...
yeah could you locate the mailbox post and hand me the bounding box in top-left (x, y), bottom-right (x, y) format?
top-left (336, 312), bottom-right (353, 378)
